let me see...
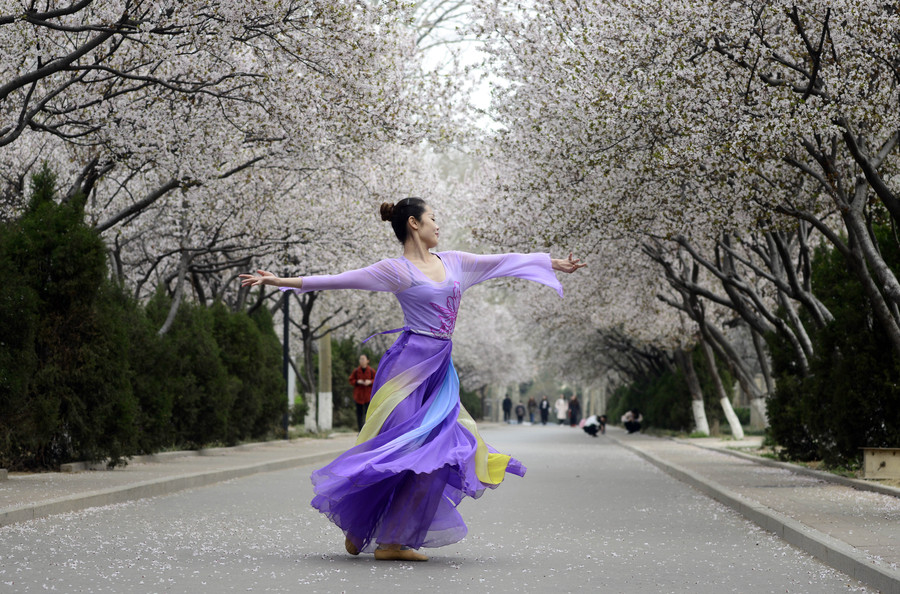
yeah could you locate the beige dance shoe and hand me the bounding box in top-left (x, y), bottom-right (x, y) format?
top-left (373, 544), bottom-right (428, 561)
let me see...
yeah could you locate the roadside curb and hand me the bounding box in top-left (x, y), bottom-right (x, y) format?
top-left (58, 440), bottom-right (302, 473)
top-left (0, 449), bottom-right (344, 528)
top-left (609, 435), bottom-right (900, 594)
top-left (677, 439), bottom-right (900, 499)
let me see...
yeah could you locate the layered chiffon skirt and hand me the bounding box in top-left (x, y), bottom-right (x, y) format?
top-left (310, 330), bottom-right (526, 553)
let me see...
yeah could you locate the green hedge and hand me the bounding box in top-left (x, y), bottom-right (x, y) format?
top-left (606, 368), bottom-right (692, 432)
top-left (459, 385), bottom-right (483, 419)
top-left (606, 348), bottom-right (734, 433)
top-left (767, 223), bottom-right (900, 466)
top-left (0, 166), bottom-right (286, 470)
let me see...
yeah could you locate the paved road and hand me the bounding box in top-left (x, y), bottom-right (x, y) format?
top-left (0, 425), bottom-right (872, 593)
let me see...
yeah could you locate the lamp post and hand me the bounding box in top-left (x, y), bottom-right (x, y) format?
top-left (282, 287), bottom-right (290, 439)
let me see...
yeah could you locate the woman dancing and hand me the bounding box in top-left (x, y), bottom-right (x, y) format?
top-left (240, 198), bottom-right (584, 561)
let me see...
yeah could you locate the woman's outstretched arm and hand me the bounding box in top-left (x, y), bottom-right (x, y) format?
top-left (456, 251), bottom-right (585, 296)
top-left (240, 260), bottom-right (403, 294)
top-left (240, 270), bottom-right (302, 289)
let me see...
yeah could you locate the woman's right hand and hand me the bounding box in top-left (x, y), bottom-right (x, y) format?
top-left (239, 269), bottom-right (278, 288)
top-left (551, 253), bottom-right (586, 273)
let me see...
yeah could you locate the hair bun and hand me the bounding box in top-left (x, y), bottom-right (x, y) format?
top-left (380, 202), bottom-right (394, 221)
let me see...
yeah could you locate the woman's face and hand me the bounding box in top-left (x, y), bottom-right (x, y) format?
top-left (412, 206), bottom-right (440, 248)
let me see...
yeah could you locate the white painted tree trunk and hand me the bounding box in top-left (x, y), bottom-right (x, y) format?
top-left (304, 392), bottom-right (318, 432)
top-left (750, 397), bottom-right (768, 428)
top-left (597, 379), bottom-right (608, 415)
top-left (493, 384), bottom-right (506, 422)
top-left (287, 364), bottom-right (296, 410)
top-left (676, 349), bottom-right (709, 436)
top-left (317, 329), bottom-right (333, 432)
top-left (692, 400), bottom-right (710, 436)
top-left (317, 392), bottom-right (333, 431)
top-left (720, 397), bottom-right (745, 441)
top-left (701, 339), bottom-right (744, 440)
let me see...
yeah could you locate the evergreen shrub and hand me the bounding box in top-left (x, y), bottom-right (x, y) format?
top-left (606, 348), bottom-right (733, 433)
top-left (0, 166), bottom-right (138, 468)
top-left (459, 386), bottom-right (483, 419)
top-left (606, 370), bottom-right (692, 432)
top-left (767, 226), bottom-right (900, 466)
top-left (0, 165), bottom-right (287, 469)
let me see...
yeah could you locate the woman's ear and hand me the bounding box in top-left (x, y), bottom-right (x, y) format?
top-left (408, 215), bottom-right (418, 229)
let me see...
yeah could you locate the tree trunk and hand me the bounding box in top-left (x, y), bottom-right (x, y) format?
top-left (157, 249), bottom-right (190, 337)
top-left (700, 338), bottom-right (744, 440)
top-left (297, 292), bottom-right (318, 397)
top-left (304, 392), bottom-right (318, 432)
top-left (843, 211), bottom-right (900, 356)
top-left (676, 348), bottom-right (709, 436)
top-left (317, 327), bottom-right (333, 431)
top-left (704, 325), bottom-right (761, 396)
top-left (750, 328), bottom-right (772, 429)
top-left (768, 229), bottom-right (832, 327)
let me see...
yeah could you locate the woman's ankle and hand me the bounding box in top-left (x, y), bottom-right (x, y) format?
top-left (378, 543), bottom-right (403, 551)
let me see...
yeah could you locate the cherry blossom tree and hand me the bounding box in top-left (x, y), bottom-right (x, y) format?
top-left (1, 1), bottom-right (447, 339)
top-left (465, 0), bottom-right (899, 436)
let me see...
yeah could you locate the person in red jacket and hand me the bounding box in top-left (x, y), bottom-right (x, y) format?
top-left (349, 354), bottom-right (377, 431)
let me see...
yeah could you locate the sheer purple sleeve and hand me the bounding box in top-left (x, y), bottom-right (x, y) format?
top-left (279, 259), bottom-right (409, 294)
top-left (454, 251), bottom-right (563, 297)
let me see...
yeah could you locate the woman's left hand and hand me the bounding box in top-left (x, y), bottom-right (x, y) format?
top-left (239, 269), bottom-right (278, 287)
top-left (552, 253), bottom-right (586, 273)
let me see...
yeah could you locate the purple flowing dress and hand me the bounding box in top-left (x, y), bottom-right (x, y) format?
top-left (281, 251), bottom-right (562, 553)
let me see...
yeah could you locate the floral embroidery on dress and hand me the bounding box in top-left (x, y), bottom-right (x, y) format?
top-left (428, 282), bottom-right (461, 338)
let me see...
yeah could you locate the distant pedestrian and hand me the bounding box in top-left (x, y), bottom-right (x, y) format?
top-left (622, 409), bottom-right (643, 434)
top-left (515, 402), bottom-right (526, 424)
top-left (583, 415), bottom-right (602, 437)
top-left (598, 414), bottom-right (608, 435)
top-left (527, 397), bottom-right (537, 424)
top-left (554, 395), bottom-right (568, 425)
top-left (349, 354), bottom-right (376, 431)
top-left (568, 396), bottom-right (582, 427)
top-left (502, 396), bottom-right (513, 423)
top-left (539, 396), bottom-right (550, 425)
